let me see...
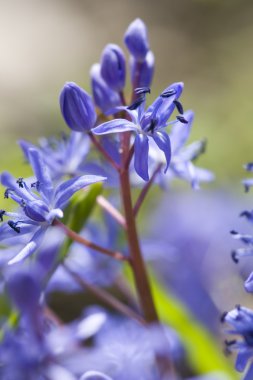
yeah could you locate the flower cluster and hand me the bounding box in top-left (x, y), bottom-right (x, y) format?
top-left (0, 17), bottom-right (216, 380)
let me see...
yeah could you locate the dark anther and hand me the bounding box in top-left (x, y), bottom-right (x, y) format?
top-left (0, 210), bottom-right (5, 222)
top-left (21, 199), bottom-right (26, 208)
top-left (244, 184), bottom-right (250, 193)
top-left (160, 89), bottom-right (176, 98)
top-left (127, 96), bottom-right (145, 111)
top-left (173, 100), bottom-right (184, 115)
top-left (231, 251), bottom-right (239, 263)
top-left (16, 177), bottom-right (25, 188)
top-left (220, 311), bottom-right (228, 323)
top-left (146, 118), bottom-right (158, 134)
top-left (240, 210), bottom-right (251, 219)
top-left (8, 220), bottom-right (21, 233)
top-left (4, 188), bottom-right (12, 199)
top-left (235, 304), bottom-right (241, 311)
top-left (31, 181), bottom-right (40, 191)
top-left (176, 115), bottom-right (188, 124)
top-left (134, 87), bottom-right (151, 95)
top-left (230, 230), bottom-right (238, 235)
top-left (224, 339), bottom-right (237, 347)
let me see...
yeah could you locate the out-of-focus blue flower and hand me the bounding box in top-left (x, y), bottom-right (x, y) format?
top-left (60, 82), bottom-right (97, 132)
top-left (80, 371), bottom-right (112, 380)
top-left (0, 147), bottom-right (105, 265)
top-left (130, 50), bottom-right (155, 89)
top-left (100, 44), bottom-right (126, 92)
top-left (47, 222), bottom-right (121, 292)
top-left (76, 316), bottom-right (181, 380)
top-left (242, 162), bottom-right (253, 192)
top-left (223, 306), bottom-right (253, 375)
top-left (20, 131), bottom-right (90, 181)
top-left (93, 83), bottom-right (184, 181)
top-left (124, 18), bottom-right (149, 61)
top-left (90, 63), bottom-right (121, 113)
top-left (149, 110), bottom-right (214, 189)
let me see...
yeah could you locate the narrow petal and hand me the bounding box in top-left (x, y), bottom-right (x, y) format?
top-left (28, 148), bottom-right (54, 202)
top-left (8, 227), bottom-right (47, 265)
top-left (1, 172), bottom-right (35, 202)
top-left (152, 131), bottom-right (171, 173)
top-left (243, 363), bottom-right (253, 380)
top-left (236, 350), bottom-right (253, 372)
top-left (55, 175), bottom-right (106, 209)
top-left (92, 119), bottom-right (137, 135)
top-left (170, 110), bottom-right (194, 154)
top-left (134, 134), bottom-right (149, 181)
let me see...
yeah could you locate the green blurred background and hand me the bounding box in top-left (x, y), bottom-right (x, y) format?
top-left (1, 0), bottom-right (253, 184)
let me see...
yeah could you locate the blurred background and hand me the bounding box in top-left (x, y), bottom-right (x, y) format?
top-left (1, 0), bottom-right (253, 362)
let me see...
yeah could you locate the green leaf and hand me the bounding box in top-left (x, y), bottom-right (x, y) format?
top-left (151, 274), bottom-right (239, 379)
top-left (123, 267), bottom-right (238, 378)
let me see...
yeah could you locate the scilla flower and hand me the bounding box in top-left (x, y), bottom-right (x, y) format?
top-left (93, 83), bottom-right (184, 181)
top-left (0, 147), bottom-right (105, 265)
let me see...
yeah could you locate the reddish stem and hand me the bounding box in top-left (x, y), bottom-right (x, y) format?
top-left (63, 263), bottom-right (145, 325)
top-left (53, 219), bottom-right (129, 263)
top-left (133, 163), bottom-right (163, 217)
top-left (89, 132), bottom-right (120, 171)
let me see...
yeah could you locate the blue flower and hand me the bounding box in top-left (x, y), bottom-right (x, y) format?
top-left (0, 147), bottom-right (105, 265)
top-left (100, 44), bottom-right (126, 91)
top-left (149, 110), bottom-right (214, 189)
top-left (124, 18), bottom-right (149, 61)
top-left (223, 306), bottom-right (253, 375)
top-left (60, 82), bottom-right (97, 132)
top-left (242, 162), bottom-right (253, 192)
top-left (20, 131), bottom-right (91, 181)
top-left (93, 83), bottom-right (184, 181)
top-left (130, 50), bottom-right (155, 89)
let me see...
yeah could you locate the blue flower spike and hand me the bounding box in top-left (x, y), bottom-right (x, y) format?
top-left (60, 82), bottom-right (97, 132)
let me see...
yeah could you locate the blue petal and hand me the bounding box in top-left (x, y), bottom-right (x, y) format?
top-left (152, 131), bottom-right (171, 173)
top-left (1, 172), bottom-right (36, 202)
top-left (92, 119), bottom-right (137, 135)
top-left (28, 148), bottom-right (54, 202)
top-left (55, 175), bottom-right (106, 209)
top-left (244, 363), bottom-right (253, 380)
top-left (236, 350), bottom-right (253, 372)
top-left (8, 227), bottom-right (47, 265)
top-left (170, 110), bottom-right (194, 154)
top-left (134, 134), bottom-right (149, 181)
top-left (80, 371), bottom-right (112, 380)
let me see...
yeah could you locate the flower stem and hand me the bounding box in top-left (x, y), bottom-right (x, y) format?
top-left (88, 132), bottom-right (120, 171)
top-left (133, 163), bottom-right (163, 217)
top-left (63, 263), bottom-right (145, 325)
top-left (119, 169), bottom-right (159, 323)
top-left (96, 195), bottom-right (126, 229)
top-left (53, 219), bottom-right (129, 263)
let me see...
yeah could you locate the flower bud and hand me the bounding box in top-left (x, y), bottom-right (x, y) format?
top-left (60, 82), bottom-right (97, 132)
top-left (124, 18), bottom-right (149, 61)
top-left (130, 50), bottom-right (155, 88)
top-left (100, 44), bottom-right (126, 91)
top-left (90, 63), bottom-right (120, 113)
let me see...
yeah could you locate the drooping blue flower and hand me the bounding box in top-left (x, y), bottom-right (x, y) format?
top-left (60, 82), bottom-right (97, 132)
top-left (148, 110), bottom-right (214, 189)
top-left (222, 306), bottom-right (253, 375)
top-left (100, 44), bottom-right (126, 91)
top-left (93, 82), bottom-right (184, 181)
top-left (0, 147), bottom-right (105, 265)
top-left (90, 63), bottom-right (121, 113)
top-left (20, 131), bottom-right (91, 181)
top-left (124, 18), bottom-right (149, 61)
